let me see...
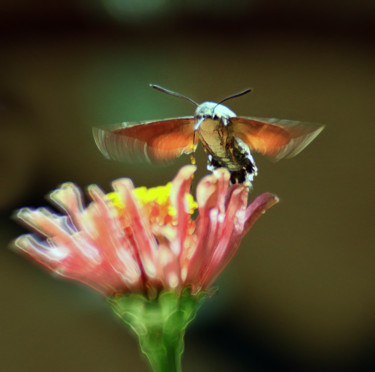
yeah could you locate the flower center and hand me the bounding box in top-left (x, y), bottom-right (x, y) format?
top-left (106, 182), bottom-right (197, 228)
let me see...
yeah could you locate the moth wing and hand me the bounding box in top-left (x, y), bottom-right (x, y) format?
top-left (231, 116), bottom-right (324, 161)
top-left (93, 117), bottom-right (195, 164)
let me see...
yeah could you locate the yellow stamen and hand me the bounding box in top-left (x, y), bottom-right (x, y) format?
top-left (106, 182), bottom-right (197, 225)
top-left (107, 192), bottom-right (123, 210)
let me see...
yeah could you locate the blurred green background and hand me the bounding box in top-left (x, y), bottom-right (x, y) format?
top-left (1, 1), bottom-right (374, 371)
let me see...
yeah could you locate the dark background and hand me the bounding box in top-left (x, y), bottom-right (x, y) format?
top-left (1, 1), bottom-right (374, 371)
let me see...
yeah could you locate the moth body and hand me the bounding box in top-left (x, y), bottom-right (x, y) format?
top-left (195, 102), bottom-right (257, 184)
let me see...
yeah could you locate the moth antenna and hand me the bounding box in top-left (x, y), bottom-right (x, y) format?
top-left (150, 84), bottom-right (199, 107)
top-left (217, 88), bottom-right (252, 105)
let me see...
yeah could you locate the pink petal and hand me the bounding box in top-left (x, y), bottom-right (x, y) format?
top-left (185, 172), bottom-right (222, 289)
top-left (169, 165), bottom-right (196, 256)
top-left (200, 186), bottom-right (249, 288)
top-left (243, 192), bottom-right (279, 235)
top-left (112, 178), bottom-right (158, 283)
top-left (15, 185), bottom-right (143, 295)
top-left (186, 168), bottom-right (240, 291)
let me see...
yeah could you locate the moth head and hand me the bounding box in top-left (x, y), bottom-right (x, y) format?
top-left (194, 101), bottom-right (237, 126)
top-left (150, 84), bottom-right (251, 130)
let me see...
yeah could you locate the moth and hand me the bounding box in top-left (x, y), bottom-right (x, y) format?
top-left (93, 84), bottom-right (324, 184)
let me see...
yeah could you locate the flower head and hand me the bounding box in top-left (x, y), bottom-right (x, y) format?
top-left (15, 166), bottom-right (278, 296)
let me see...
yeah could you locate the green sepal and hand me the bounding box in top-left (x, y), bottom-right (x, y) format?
top-left (109, 288), bottom-right (207, 372)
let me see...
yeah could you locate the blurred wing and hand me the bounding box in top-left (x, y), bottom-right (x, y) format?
top-left (231, 116), bottom-right (324, 161)
top-left (93, 117), bottom-right (195, 164)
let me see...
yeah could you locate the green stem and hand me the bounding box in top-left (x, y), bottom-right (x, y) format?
top-left (109, 289), bottom-right (206, 372)
top-left (138, 324), bottom-right (183, 372)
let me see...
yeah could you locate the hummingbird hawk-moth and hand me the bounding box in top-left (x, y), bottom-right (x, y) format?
top-left (93, 84), bottom-right (324, 184)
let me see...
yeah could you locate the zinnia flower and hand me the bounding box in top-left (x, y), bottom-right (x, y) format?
top-left (14, 165), bottom-right (278, 372)
top-left (15, 165), bottom-right (278, 296)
